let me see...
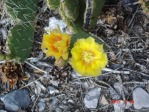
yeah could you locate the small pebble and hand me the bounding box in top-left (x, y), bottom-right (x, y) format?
top-left (48, 86), bottom-right (59, 95)
top-left (38, 101), bottom-right (46, 112)
top-left (55, 108), bottom-right (62, 112)
top-left (0, 110), bottom-right (7, 112)
top-left (50, 97), bottom-right (59, 109)
top-left (109, 88), bottom-right (121, 100)
top-left (100, 95), bottom-right (109, 105)
top-left (84, 88), bottom-right (101, 108)
top-left (133, 87), bottom-right (149, 109)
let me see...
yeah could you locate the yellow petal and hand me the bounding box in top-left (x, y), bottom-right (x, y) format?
top-left (72, 60), bottom-right (86, 75)
top-left (85, 65), bottom-right (101, 77)
top-left (98, 53), bottom-right (108, 68)
top-left (85, 37), bottom-right (95, 45)
top-left (71, 47), bottom-right (82, 60)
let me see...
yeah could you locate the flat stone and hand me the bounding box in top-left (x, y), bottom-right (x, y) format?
top-left (100, 95), bottom-right (109, 105)
top-left (48, 86), bottom-right (59, 95)
top-left (0, 89), bottom-right (31, 112)
top-left (55, 108), bottom-right (62, 112)
top-left (84, 88), bottom-right (101, 108)
top-left (50, 97), bottom-right (59, 109)
top-left (114, 82), bottom-right (123, 95)
top-left (44, 17), bottom-right (67, 33)
top-left (109, 88), bottom-right (121, 100)
top-left (0, 110), bottom-right (7, 112)
top-left (133, 87), bottom-right (149, 109)
top-left (38, 101), bottom-right (46, 112)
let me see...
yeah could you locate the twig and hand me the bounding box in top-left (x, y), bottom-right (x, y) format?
top-left (31, 95), bottom-right (40, 112)
top-left (35, 80), bottom-right (46, 91)
top-left (25, 61), bottom-right (47, 74)
top-left (20, 74), bottom-right (47, 89)
top-left (128, 7), bottom-right (139, 28)
top-left (123, 81), bottom-right (149, 85)
top-left (103, 68), bottom-right (130, 74)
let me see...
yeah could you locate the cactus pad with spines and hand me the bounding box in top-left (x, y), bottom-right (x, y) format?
top-left (5, 0), bottom-right (37, 23)
top-left (8, 24), bottom-right (34, 61)
top-left (60, 0), bottom-right (79, 21)
top-left (59, 0), bottom-right (80, 30)
top-left (46, 0), bottom-right (60, 10)
top-left (83, 0), bottom-right (106, 31)
top-left (5, 0), bottom-right (38, 62)
top-left (46, 0), bottom-right (105, 31)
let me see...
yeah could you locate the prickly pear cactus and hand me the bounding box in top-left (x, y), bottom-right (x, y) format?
top-left (46, 0), bottom-right (105, 31)
top-left (59, 0), bottom-right (80, 30)
top-left (83, 0), bottom-right (106, 31)
top-left (60, 0), bottom-right (79, 21)
top-left (5, 0), bottom-right (37, 62)
top-left (46, 0), bottom-right (60, 10)
top-left (5, 0), bottom-right (37, 23)
top-left (8, 24), bottom-right (34, 61)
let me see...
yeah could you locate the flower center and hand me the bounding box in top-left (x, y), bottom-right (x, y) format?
top-left (82, 51), bottom-right (94, 63)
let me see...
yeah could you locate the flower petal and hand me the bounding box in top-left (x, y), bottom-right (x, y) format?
top-left (71, 37), bottom-right (108, 77)
top-left (72, 59), bottom-right (86, 75)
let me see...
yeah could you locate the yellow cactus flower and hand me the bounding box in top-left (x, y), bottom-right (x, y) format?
top-left (71, 37), bottom-right (108, 77)
top-left (41, 30), bottom-right (71, 60)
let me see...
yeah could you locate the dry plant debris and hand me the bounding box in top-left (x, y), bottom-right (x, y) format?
top-left (0, 0), bottom-right (149, 112)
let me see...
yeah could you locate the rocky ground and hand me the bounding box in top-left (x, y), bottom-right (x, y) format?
top-left (0, 0), bottom-right (149, 112)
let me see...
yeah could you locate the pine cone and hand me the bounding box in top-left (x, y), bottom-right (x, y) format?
top-left (0, 61), bottom-right (29, 86)
top-left (51, 64), bottom-right (72, 84)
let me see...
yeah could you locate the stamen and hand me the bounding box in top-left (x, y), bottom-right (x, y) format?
top-left (82, 51), bottom-right (94, 63)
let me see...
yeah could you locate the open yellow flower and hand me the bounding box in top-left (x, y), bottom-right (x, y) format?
top-left (71, 37), bottom-right (108, 77)
top-left (41, 30), bottom-right (71, 60)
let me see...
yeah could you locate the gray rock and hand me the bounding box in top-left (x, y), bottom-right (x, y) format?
top-left (114, 82), bottom-right (123, 95)
top-left (133, 87), bottom-right (149, 109)
top-left (0, 110), bottom-right (7, 112)
top-left (50, 97), bottom-right (59, 109)
top-left (100, 95), bottom-right (109, 105)
top-left (38, 101), bottom-right (46, 112)
top-left (84, 88), bottom-right (101, 108)
top-left (44, 17), bottom-right (67, 33)
top-left (0, 89), bottom-right (31, 112)
top-left (55, 108), bottom-right (62, 112)
top-left (59, 104), bottom-right (68, 110)
top-left (109, 88), bottom-right (121, 100)
top-left (48, 86), bottom-right (59, 95)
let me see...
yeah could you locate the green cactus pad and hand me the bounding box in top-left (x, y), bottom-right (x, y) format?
top-left (8, 24), bottom-right (34, 62)
top-left (46, 0), bottom-right (60, 10)
top-left (60, 0), bottom-right (79, 21)
top-left (83, 0), bottom-right (106, 31)
top-left (5, 0), bottom-right (37, 23)
top-left (5, 0), bottom-right (37, 62)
